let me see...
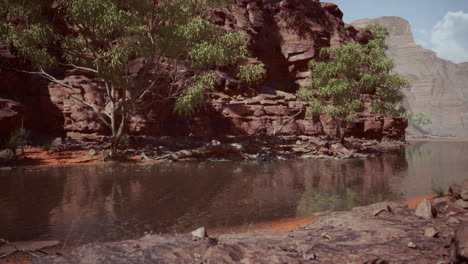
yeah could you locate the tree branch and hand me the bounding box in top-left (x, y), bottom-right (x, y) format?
top-left (57, 63), bottom-right (98, 73)
top-left (274, 110), bottom-right (303, 136)
top-left (13, 68), bottom-right (112, 128)
top-left (0, 238), bottom-right (39, 258)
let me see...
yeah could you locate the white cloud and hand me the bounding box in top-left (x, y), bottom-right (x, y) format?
top-left (427, 11), bottom-right (468, 63)
top-left (413, 28), bottom-right (431, 48)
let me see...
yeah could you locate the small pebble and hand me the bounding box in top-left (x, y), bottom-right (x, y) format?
top-left (424, 227), bottom-right (438, 238)
top-left (303, 252), bottom-right (316, 260)
top-left (407, 241), bottom-right (417, 248)
top-left (191, 227), bottom-right (207, 238)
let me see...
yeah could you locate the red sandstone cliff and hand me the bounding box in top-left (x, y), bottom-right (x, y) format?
top-left (0, 1), bottom-right (406, 143)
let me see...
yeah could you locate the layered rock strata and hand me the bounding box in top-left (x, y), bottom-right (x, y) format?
top-left (0, 1), bottom-right (406, 143)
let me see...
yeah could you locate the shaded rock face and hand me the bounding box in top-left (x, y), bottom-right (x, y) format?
top-left (0, 98), bottom-right (23, 138)
top-left (0, 1), bottom-right (405, 142)
top-left (452, 226), bottom-right (468, 263)
top-left (0, 68), bottom-right (65, 139)
top-left (352, 16), bottom-right (468, 138)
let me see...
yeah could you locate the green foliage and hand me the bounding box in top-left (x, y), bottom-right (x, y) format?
top-left (297, 24), bottom-right (410, 139)
top-left (118, 133), bottom-right (130, 149)
top-left (188, 32), bottom-right (248, 69)
top-left (0, 0), bottom-right (251, 156)
top-left (6, 127), bottom-right (31, 156)
top-left (237, 64), bottom-right (266, 85)
top-left (406, 112), bottom-right (432, 126)
top-left (306, 98), bottom-right (325, 117)
top-left (432, 185), bottom-right (446, 198)
top-left (174, 73), bottom-right (217, 116)
top-left (0, 0), bottom-right (247, 98)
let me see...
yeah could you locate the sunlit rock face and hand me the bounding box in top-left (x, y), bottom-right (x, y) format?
top-left (211, 0), bottom-right (371, 91)
top-left (352, 17), bottom-right (468, 138)
top-left (0, 1), bottom-right (407, 141)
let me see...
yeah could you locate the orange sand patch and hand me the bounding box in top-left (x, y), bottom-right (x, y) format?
top-left (216, 194), bottom-right (448, 235)
top-left (21, 148), bottom-right (101, 167)
top-left (402, 194), bottom-right (439, 209)
top-left (1, 148), bottom-right (144, 168)
top-left (254, 216), bottom-right (321, 233)
top-left (211, 215), bottom-right (321, 235)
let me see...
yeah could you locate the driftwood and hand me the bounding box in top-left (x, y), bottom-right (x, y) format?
top-left (0, 239), bottom-right (39, 258)
top-left (155, 144), bottom-right (241, 161)
top-left (0, 239), bottom-right (60, 258)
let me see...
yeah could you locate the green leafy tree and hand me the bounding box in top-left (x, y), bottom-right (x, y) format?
top-left (0, 0), bottom-right (264, 157)
top-left (297, 24), bottom-right (410, 142)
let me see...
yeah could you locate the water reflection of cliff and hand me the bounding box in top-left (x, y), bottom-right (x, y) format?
top-left (0, 150), bottom-right (409, 244)
top-left (0, 168), bottom-right (67, 241)
top-left (400, 141), bottom-right (468, 197)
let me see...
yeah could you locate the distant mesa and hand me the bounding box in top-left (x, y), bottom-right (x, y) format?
top-left (352, 16), bottom-right (468, 139)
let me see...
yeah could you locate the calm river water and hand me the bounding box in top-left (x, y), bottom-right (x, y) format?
top-left (0, 141), bottom-right (467, 244)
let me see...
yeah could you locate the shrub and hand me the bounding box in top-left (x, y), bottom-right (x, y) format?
top-left (118, 133), bottom-right (130, 150)
top-left (237, 64), bottom-right (266, 85)
top-left (6, 126), bottom-right (31, 157)
top-left (297, 24), bottom-right (410, 142)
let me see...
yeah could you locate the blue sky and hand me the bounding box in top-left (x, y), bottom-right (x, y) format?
top-left (328, 0), bottom-right (468, 63)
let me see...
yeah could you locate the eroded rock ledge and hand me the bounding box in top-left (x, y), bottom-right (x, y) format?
top-left (0, 0), bottom-right (406, 144)
top-left (31, 201), bottom-right (468, 264)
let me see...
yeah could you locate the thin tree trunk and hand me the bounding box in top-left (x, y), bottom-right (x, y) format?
top-left (11, 148), bottom-right (17, 161)
top-left (112, 111), bottom-right (127, 158)
top-left (339, 120), bottom-right (346, 144)
top-left (110, 97), bottom-right (118, 158)
top-left (109, 85), bottom-right (128, 158)
top-left (334, 117), bottom-right (342, 141)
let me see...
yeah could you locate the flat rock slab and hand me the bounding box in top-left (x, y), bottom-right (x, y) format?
top-left (30, 202), bottom-right (468, 264)
top-left (0, 240), bottom-right (60, 255)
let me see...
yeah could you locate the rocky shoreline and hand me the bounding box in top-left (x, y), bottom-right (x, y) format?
top-left (0, 135), bottom-right (406, 168)
top-left (0, 181), bottom-right (456, 264)
top-left (0, 0), bottom-right (409, 168)
top-left (26, 181), bottom-right (468, 264)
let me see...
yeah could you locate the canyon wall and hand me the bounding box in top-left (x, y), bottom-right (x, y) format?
top-left (0, 1), bottom-right (406, 143)
top-left (352, 17), bottom-right (468, 138)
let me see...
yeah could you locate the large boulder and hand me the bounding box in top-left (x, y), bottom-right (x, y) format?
top-left (452, 226), bottom-right (468, 263)
top-left (454, 200), bottom-right (468, 210)
top-left (461, 179), bottom-right (468, 201)
top-left (414, 199), bottom-right (437, 219)
top-left (451, 184), bottom-right (463, 200)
